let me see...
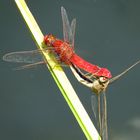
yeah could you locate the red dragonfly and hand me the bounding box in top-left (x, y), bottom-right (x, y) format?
top-left (3, 6), bottom-right (139, 140)
top-left (3, 7), bottom-right (112, 140)
top-left (3, 7), bottom-right (111, 79)
top-left (3, 5), bottom-right (140, 140)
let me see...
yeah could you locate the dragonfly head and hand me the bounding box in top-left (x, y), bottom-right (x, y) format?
top-left (44, 34), bottom-right (56, 46)
top-left (91, 76), bottom-right (109, 94)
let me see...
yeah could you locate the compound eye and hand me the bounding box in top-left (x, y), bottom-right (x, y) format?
top-left (99, 77), bottom-right (108, 83)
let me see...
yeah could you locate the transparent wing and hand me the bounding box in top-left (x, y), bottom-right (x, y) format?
top-left (91, 94), bottom-right (103, 135)
top-left (91, 93), bottom-right (108, 140)
top-left (70, 18), bottom-right (76, 48)
top-left (3, 50), bottom-right (43, 64)
top-left (61, 6), bottom-right (76, 47)
top-left (91, 95), bottom-right (98, 121)
top-left (100, 92), bottom-right (108, 140)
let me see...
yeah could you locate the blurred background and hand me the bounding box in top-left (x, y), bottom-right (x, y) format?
top-left (0, 0), bottom-right (140, 140)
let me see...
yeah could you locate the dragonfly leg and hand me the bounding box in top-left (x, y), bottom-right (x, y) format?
top-left (84, 72), bottom-right (92, 76)
top-left (79, 73), bottom-right (95, 82)
top-left (81, 72), bottom-right (97, 80)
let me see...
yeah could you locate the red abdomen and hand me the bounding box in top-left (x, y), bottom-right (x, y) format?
top-left (70, 54), bottom-right (112, 78)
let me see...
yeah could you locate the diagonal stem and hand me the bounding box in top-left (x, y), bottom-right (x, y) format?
top-left (14, 0), bottom-right (101, 140)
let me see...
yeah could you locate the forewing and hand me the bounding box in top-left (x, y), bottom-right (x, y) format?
top-left (61, 6), bottom-right (70, 43)
top-left (3, 50), bottom-right (43, 64)
top-left (61, 6), bottom-right (76, 47)
top-left (70, 18), bottom-right (76, 48)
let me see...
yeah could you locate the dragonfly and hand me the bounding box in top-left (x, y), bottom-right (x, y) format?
top-left (3, 7), bottom-right (112, 139)
top-left (3, 7), bottom-right (111, 79)
top-left (3, 6), bottom-right (140, 140)
top-left (70, 60), bottom-right (140, 140)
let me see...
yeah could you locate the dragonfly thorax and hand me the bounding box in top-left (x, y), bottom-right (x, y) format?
top-left (91, 77), bottom-right (109, 94)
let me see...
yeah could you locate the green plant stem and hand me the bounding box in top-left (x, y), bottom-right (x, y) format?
top-left (14, 0), bottom-right (101, 139)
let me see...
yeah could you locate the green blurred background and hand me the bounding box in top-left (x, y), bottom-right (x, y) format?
top-left (0, 0), bottom-right (140, 140)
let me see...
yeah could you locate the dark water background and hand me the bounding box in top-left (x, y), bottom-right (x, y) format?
top-left (0, 0), bottom-right (140, 140)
